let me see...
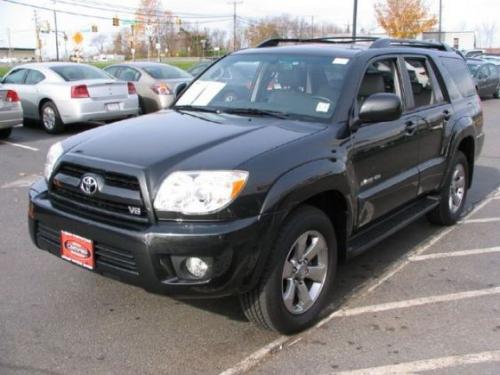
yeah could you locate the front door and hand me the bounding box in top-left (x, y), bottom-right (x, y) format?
top-left (350, 57), bottom-right (420, 228)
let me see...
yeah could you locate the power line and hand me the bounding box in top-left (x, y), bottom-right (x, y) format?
top-left (55, 0), bottom-right (232, 20)
top-left (1, 0), bottom-right (233, 26)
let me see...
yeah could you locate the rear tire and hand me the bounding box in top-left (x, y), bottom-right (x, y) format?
top-left (40, 101), bottom-right (64, 134)
top-left (427, 151), bottom-right (469, 226)
top-left (240, 205), bottom-right (337, 334)
top-left (0, 127), bottom-right (12, 139)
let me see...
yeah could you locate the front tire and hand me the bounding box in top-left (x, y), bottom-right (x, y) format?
top-left (0, 127), bottom-right (12, 139)
top-left (40, 101), bottom-right (64, 134)
top-left (240, 205), bottom-right (337, 334)
top-left (427, 151), bottom-right (469, 226)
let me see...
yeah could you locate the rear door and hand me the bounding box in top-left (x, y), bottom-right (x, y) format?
top-left (476, 65), bottom-right (491, 97)
top-left (351, 57), bottom-right (420, 228)
top-left (22, 69), bottom-right (46, 118)
top-left (487, 64), bottom-right (499, 95)
top-left (401, 56), bottom-right (452, 194)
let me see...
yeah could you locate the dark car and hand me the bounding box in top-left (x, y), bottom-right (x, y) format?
top-left (467, 58), bottom-right (500, 98)
top-left (29, 37), bottom-right (483, 334)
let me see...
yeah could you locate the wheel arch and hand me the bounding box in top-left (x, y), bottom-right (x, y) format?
top-left (260, 159), bottom-right (354, 264)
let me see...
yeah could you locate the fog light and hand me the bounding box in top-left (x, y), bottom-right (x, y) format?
top-left (185, 257), bottom-right (209, 279)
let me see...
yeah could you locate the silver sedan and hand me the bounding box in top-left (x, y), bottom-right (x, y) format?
top-left (0, 87), bottom-right (23, 139)
top-left (104, 62), bottom-right (192, 114)
top-left (1, 62), bottom-right (139, 134)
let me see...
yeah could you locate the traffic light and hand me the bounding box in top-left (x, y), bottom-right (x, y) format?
top-left (112, 17), bottom-right (120, 27)
top-left (91, 24), bottom-right (98, 32)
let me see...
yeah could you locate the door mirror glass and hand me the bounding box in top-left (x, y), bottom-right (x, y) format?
top-left (359, 93), bottom-right (402, 123)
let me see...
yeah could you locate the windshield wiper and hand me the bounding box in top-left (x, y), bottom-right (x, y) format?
top-left (220, 107), bottom-right (289, 119)
top-left (173, 105), bottom-right (219, 113)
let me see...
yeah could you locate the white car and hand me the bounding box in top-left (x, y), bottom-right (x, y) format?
top-left (1, 62), bottom-right (139, 134)
top-left (0, 87), bottom-right (23, 139)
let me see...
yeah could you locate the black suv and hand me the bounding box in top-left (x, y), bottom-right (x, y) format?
top-left (29, 37), bottom-right (484, 333)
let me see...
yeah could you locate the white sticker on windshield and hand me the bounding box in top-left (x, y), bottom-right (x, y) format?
top-left (332, 58), bottom-right (349, 65)
top-left (176, 80), bottom-right (227, 106)
top-left (316, 102), bottom-right (331, 113)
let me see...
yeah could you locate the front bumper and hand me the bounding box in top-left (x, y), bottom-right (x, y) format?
top-left (29, 182), bottom-right (274, 298)
top-left (57, 96), bottom-right (139, 124)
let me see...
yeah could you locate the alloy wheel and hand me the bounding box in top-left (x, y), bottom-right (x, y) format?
top-left (449, 163), bottom-right (466, 214)
top-left (282, 230), bottom-right (329, 315)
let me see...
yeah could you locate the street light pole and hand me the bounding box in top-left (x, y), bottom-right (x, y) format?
top-left (352, 0), bottom-right (358, 39)
top-left (53, 0), bottom-right (60, 61)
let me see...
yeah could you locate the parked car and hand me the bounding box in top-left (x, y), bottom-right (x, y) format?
top-left (1, 62), bottom-right (139, 134)
top-left (29, 37), bottom-right (483, 334)
top-left (466, 58), bottom-right (500, 98)
top-left (104, 62), bottom-right (192, 114)
top-left (0, 88), bottom-right (23, 139)
top-left (187, 60), bottom-right (216, 77)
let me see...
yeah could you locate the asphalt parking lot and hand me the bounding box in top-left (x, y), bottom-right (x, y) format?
top-left (1, 101), bottom-right (500, 374)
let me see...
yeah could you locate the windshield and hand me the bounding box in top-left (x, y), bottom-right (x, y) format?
top-left (51, 65), bottom-right (111, 81)
top-left (175, 53), bottom-right (351, 121)
top-left (143, 65), bottom-right (192, 79)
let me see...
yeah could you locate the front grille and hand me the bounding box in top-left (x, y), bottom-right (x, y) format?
top-left (49, 162), bottom-right (148, 225)
top-left (36, 222), bottom-right (138, 275)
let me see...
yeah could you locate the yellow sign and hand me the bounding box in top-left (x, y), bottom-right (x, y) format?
top-left (72, 32), bottom-right (84, 45)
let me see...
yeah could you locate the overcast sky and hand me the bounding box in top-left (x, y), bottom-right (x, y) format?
top-left (0, 0), bottom-right (498, 57)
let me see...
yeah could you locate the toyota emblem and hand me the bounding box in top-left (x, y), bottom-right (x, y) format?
top-left (80, 174), bottom-right (101, 195)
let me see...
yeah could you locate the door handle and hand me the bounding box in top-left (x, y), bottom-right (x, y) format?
top-left (405, 120), bottom-right (418, 135)
top-left (443, 110), bottom-right (452, 121)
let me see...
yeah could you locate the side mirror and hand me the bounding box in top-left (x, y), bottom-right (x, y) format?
top-left (359, 93), bottom-right (402, 123)
top-left (175, 82), bottom-right (188, 98)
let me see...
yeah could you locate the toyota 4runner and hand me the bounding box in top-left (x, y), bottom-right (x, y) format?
top-left (29, 37), bottom-right (484, 333)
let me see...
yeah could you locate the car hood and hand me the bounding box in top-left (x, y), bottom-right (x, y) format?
top-left (62, 110), bottom-right (327, 183)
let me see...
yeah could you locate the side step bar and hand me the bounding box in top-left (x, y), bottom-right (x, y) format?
top-left (346, 196), bottom-right (440, 259)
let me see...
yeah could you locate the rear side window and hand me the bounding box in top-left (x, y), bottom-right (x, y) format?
top-left (51, 65), bottom-right (110, 81)
top-left (404, 58), bottom-right (438, 109)
top-left (440, 57), bottom-right (476, 98)
top-left (104, 66), bottom-right (120, 77)
top-left (25, 70), bottom-right (45, 85)
top-left (118, 67), bottom-right (141, 82)
top-left (3, 69), bottom-right (27, 84)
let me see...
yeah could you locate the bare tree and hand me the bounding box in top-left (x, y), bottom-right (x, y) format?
top-left (91, 34), bottom-right (108, 54)
top-left (478, 21), bottom-right (497, 48)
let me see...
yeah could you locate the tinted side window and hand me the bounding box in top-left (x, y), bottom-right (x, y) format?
top-left (405, 58), bottom-right (437, 109)
top-left (104, 66), bottom-right (120, 77)
top-left (488, 65), bottom-right (498, 79)
top-left (118, 67), bottom-right (141, 82)
top-left (25, 70), bottom-right (45, 85)
top-left (358, 59), bottom-right (401, 105)
top-left (3, 69), bottom-right (27, 84)
top-left (440, 57), bottom-right (476, 98)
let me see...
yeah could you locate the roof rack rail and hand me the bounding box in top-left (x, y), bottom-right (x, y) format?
top-left (257, 36), bottom-right (379, 48)
top-left (370, 38), bottom-right (453, 51)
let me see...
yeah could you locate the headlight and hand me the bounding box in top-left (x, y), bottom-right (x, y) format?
top-left (154, 170), bottom-right (248, 215)
top-left (44, 142), bottom-right (64, 181)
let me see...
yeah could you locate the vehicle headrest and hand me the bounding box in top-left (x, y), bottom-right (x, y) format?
top-left (359, 74), bottom-right (385, 97)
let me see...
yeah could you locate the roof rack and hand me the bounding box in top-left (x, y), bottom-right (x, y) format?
top-left (257, 36), bottom-right (379, 48)
top-left (370, 38), bottom-right (453, 51)
top-left (256, 36), bottom-right (453, 52)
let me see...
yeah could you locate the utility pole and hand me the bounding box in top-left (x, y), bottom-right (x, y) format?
top-left (438, 0), bottom-right (443, 42)
top-left (310, 16), bottom-right (315, 38)
top-left (33, 10), bottom-right (42, 62)
top-left (352, 0), bottom-right (358, 39)
top-left (53, 0), bottom-right (60, 61)
top-left (228, 1), bottom-right (242, 51)
top-left (7, 28), bottom-right (12, 62)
